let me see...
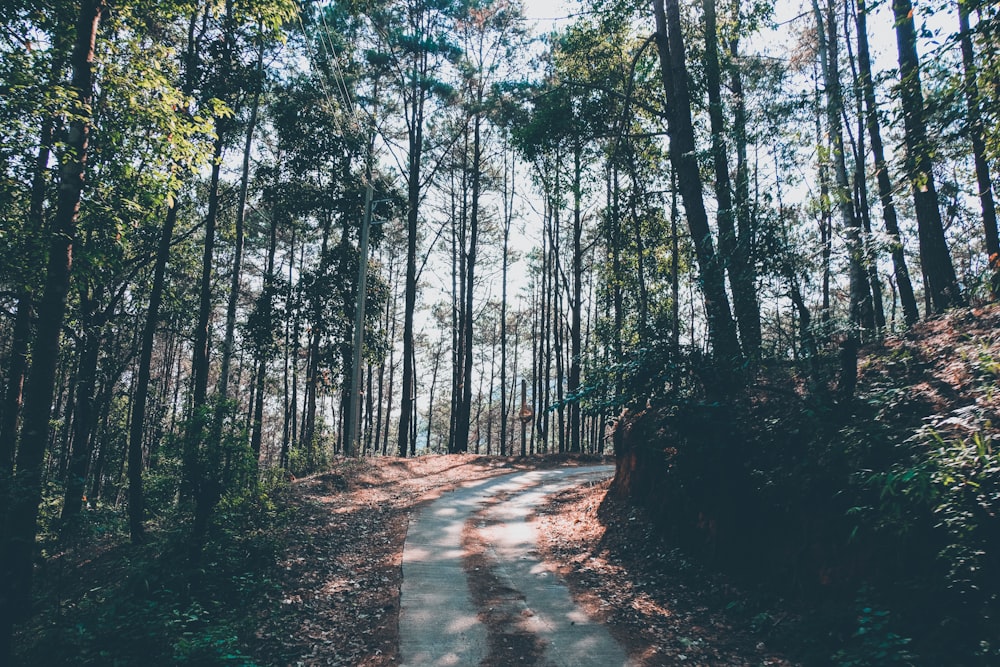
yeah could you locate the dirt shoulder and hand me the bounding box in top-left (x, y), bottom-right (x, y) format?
top-left (534, 478), bottom-right (798, 667)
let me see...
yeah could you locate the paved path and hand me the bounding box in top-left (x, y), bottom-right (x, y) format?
top-left (399, 465), bottom-right (636, 666)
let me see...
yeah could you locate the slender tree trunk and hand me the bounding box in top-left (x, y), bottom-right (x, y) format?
top-left (624, 149), bottom-right (650, 341)
top-left (815, 0), bottom-right (872, 329)
top-left (188, 141), bottom-right (223, 549)
top-left (670, 166), bottom-right (680, 352)
top-left (728, 38), bottom-right (762, 353)
top-left (398, 37), bottom-right (430, 458)
top-left (399, 139), bottom-right (421, 457)
top-left (703, 0), bottom-right (761, 358)
top-left (127, 199), bottom-right (179, 542)
top-left (842, 10), bottom-right (886, 334)
top-left (892, 0), bottom-right (963, 311)
top-left (384, 284), bottom-right (398, 455)
top-left (0, 2), bottom-right (103, 658)
top-left (190, 0), bottom-right (239, 552)
top-left (1, 128), bottom-right (61, 503)
top-left (217, 40), bottom-right (263, 426)
top-left (281, 228), bottom-right (298, 469)
top-left (426, 340), bottom-right (441, 451)
top-left (568, 142), bottom-right (583, 453)
top-left (957, 2), bottom-right (999, 268)
top-left (855, 0), bottom-right (919, 326)
top-left (814, 71), bottom-right (833, 325)
top-left (457, 111), bottom-right (483, 454)
top-left (653, 0), bottom-right (741, 366)
top-left (550, 177), bottom-right (565, 454)
top-left (813, 0), bottom-right (870, 396)
top-left (60, 290), bottom-right (101, 525)
top-left (251, 200), bottom-right (280, 466)
top-left (499, 144), bottom-right (513, 457)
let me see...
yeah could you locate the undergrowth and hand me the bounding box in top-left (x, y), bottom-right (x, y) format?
top-left (15, 479), bottom-right (295, 666)
top-left (611, 306), bottom-right (1000, 666)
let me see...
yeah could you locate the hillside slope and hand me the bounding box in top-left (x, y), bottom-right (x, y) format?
top-left (611, 304), bottom-right (1000, 665)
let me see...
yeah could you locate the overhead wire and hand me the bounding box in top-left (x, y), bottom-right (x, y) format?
top-left (319, 6), bottom-right (360, 129)
top-left (298, 1), bottom-right (379, 190)
top-left (295, 5), bottom-right (346, 135)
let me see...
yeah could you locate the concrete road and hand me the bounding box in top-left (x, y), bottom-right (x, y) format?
top-left (399, 465), bottom-right (636, 666)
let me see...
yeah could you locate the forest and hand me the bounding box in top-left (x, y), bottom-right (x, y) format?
top-left (1, 0), bottom-right (998, 663)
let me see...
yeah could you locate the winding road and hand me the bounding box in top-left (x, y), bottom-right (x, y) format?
top-left (399, 465), bottom-right (637, 666)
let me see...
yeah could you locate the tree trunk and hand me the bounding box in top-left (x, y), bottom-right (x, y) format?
top-left (0, 28), bottom-right (70, 506)
top-left (653, 0), bottom-right (741, 365)
top-left (855, 0), bottom-right (919, 326)
top-left (957, 2), bottom-right (999, 269)
top-left (399, 108), bottom-right (423, 458)
top-left (814, 71), bottom-right (833, 324)
top-left (892, 0), bottom-right (964, 312)
top-left (842, 11), bottom-right (886, 334)
top-left (569, 141), bottom-right (583, 453)
top-left (127, 200), bottom-right (179, 543)
top-left (456, 110), bottom-right (483, 454)
top-left (0, 1), bottom-right (103, 658)
top-left (499, 143), bottom-right (514, 457)
top-left (814, 0), bottom-right (872, 332)
top-left (217, 40), bottom-right (263, 423)
top-left (184, 135), bottom-right (222, 496)
top-left (251, 196), bottom-right (280, 467)
top-left (703, 0), bottom-right (761, 358)
top-left (728, 37), bottom-right (762, 355)
top-left (813, 0), bottom-right (870, 397)
top-left (426, 340), bottom-right (441, 451)
top-left (60, 289), bottom-right (102, 526)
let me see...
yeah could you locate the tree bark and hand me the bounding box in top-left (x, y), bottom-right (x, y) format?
top-left (60, 288), bottom-right (102, 525)
top-left (0, 36), bottom-right (69, 519)
top-left (813, 0), bottom-right (872, 335)
top-left (652, 0), bottom-right (741, 365)
top-left (703, 0), bottom-right (761, 358)
top-left (855, 0), bottom-right (919, 326)
top-left (499, 144), bottom-right (514, 456)
top-left (728, 37), bottom-right (762, 353)
top-left (217, 39), bottom-right (263, 426)
top-left (184, 135), bottom-right (222, 507)
top-left (127, 198), bottom-right (179, 542)
top-left (456, 108), bottom-right (483, 454)
top-left (0, 1), bottom-right (103, 658)
top-left (957, 1), bottom-right (999, 269)
top-left (892, 0), bottom-right (964, 312)
top-left (398, 99), bottom-right (423, 458)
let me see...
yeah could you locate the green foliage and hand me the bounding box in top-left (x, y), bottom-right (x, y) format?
top-left (573, 340), bottom-right (693, 415)
top-left (862, 423), bottom-right (999, 592)
top-left (832, 590), bottom-right (915, 666)
top-left (17, 479), bottom-right (294, 666)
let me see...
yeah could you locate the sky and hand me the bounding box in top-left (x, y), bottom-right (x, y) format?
top-left (521, 0), bottom-right (578, 32)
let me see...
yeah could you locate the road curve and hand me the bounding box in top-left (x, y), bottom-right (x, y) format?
top-left (399, 465), bottom-right (635, 667)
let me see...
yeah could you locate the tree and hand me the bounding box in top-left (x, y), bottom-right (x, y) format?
top-left (702, 0), bottom-right (761, 358)
top-left (854, 0), bottom-right (920, 326)
top-left (363, 0), bottom-right (460, 457)
top-left (811, 0), bottom-right (872, 397)
top-left (892, 0), bottom-right (963, 312)
top-left (0, 1), bottom-right (104, 658)
top-left (652, 0), bottom-right (741, 366)
top-left (956, 0), bottom-right (999, 275)
top-left (450, 0), bottom-right (525, 454)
